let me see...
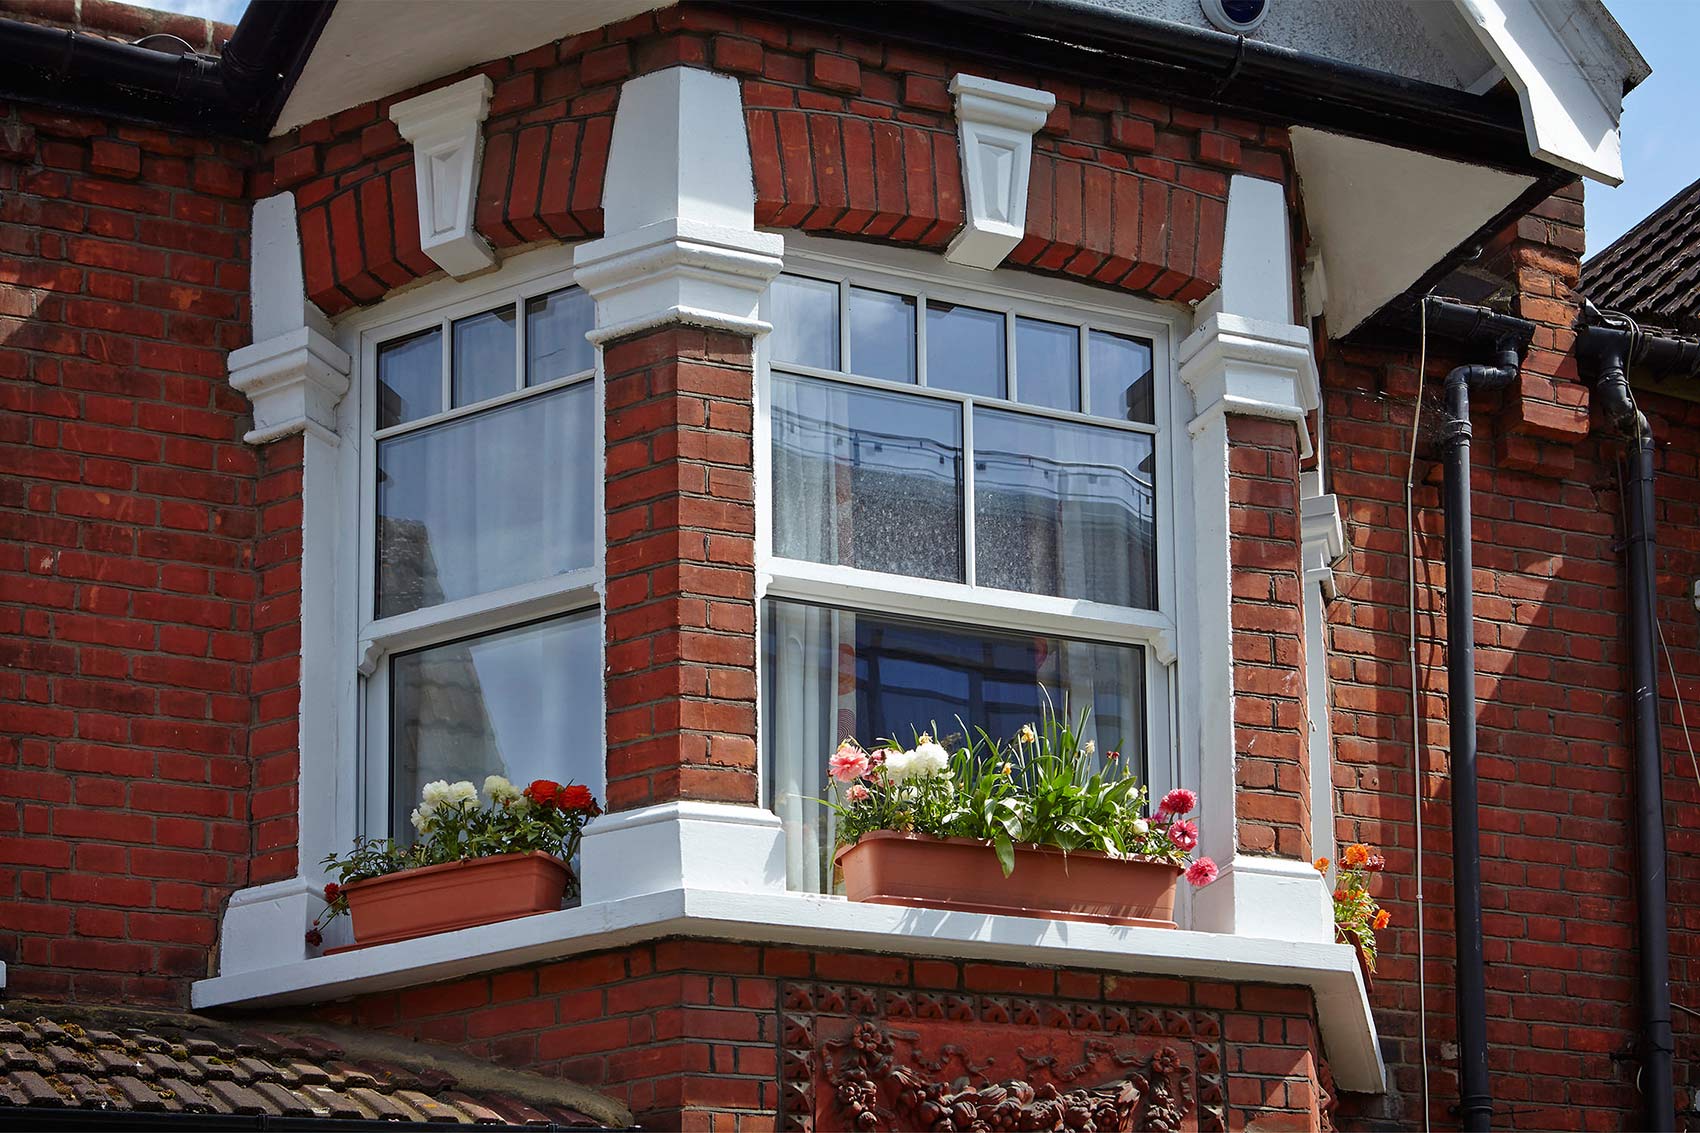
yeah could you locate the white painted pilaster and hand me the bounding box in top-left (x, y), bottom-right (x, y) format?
top-left (1182, 175), bottom-right (1332, 944)
top-left (219, 192), bottom-right (353, 973)
top-left (389, 75), bottom-right (497, 278)
top-left (573, 65), bottom-right (787, 901)
top-left (944, 74), bottom-right (1054, 271)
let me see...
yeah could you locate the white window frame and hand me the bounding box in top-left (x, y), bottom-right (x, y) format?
top-left (754, 234), bottom-right (1196, 849)
top-left (330, 244), bottom-right (605, 843)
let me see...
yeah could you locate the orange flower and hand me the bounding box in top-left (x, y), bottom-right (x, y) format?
top-left (1343, 843), bottom-right (1371, 868)
top-left (524, 779), bottom-right (560, 807)
top-left (559, 784), bottom-right (600, 814)
top-left (1334, 888), bottom-right (1347, 902)
top-left (1373, 909), bottom-right (1391, 931)
top-left (1314, 857), bottom-right (1330, 873)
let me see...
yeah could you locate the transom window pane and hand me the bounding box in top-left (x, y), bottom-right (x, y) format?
top-left (769, 275), bottom-right (839, 370)
top-left (763, 598), bottom-right (1146, 893)
top-left (391, 611), bottom-right (600, 840)
top-left (926, 301), bottom-right (1004, 398)
top-left (526, 287), bottom-right (595, 384)
top-left (451, 307), bottom-right (516, 408)
top-left (771, 375), bottom-right (963, 582)
top-left (1015, 316), bottom-right (1079, 412)
top-left (377, 328), bottom-right (442, 430)
top-left (848, 286), bottom-right (916, 382)
top-left (1089, 329), bottom-right (1155, 424)
top-left (973, 408), bottom-right (1157, 608)
top-left (377, 382), bottom-right (595, 617)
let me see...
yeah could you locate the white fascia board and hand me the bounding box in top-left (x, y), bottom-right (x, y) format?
top-left (1452, 0), bottom-right (1635, 185)
top-left (192, 887), bottom-right (1386, 1093)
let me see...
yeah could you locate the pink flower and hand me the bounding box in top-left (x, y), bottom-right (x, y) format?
top-left (1167, 820), bottom-right (1199, 851)
top-left (846, 783), bottom-right (871, 804)
top-left (1185, 857), bottom-right (1219, 887)
top-left (829, 742), bottom-right (871, 783)
top-left (1157, 788), bottom-right (1198, 817)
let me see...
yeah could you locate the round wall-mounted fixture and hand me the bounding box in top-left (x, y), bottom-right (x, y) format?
top-left (1201, 0), bottom-right (1270, 34)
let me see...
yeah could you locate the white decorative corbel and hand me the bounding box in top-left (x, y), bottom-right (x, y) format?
top-left (389, 74), bottom-right (497, 278)
top-left (227, 192), bottom-right (351, 445)
top-left (1300, 471), bottom-right (1346, 599)
top-left (945, 74), bottom-right (1054, 270)
top-left (571, 66), bottom-right (783, 343)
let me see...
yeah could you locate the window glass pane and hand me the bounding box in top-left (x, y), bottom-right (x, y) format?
top-left (772, 375), bottom-right (962, 582)
top-left (1014, 316), bottom-right (1079, 412)
top-left (849, 287), bottom-right (916, 382)
top-left (973, 408), bottom-right (1156, 608)
top-left (377, 328), bottom-right (442, 430)
top-left (451, 307), bottom-right (517, 408)
top-left (391, 611), bottom-right (600, 843)
top-left (926, 301), bottom-right (1004, 397)
top-left (377, 383), bottom-right (595, 618)
top-left (769, 275), bottom-right (839, 371)
top-left (1089, 330), bottom-right (1155, 424)
top-left (763, 598), bottom-right (1145, 893)
top-left (526, 287), bottom-right (594, 385)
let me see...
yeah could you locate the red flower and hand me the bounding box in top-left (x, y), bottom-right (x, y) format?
top-left (524, 779), bottom-right (560, 808)
top-left (559, 784), bottom-right (599, 814)
top-left (1167, 820), bottom-right (1199, 852)
top-left (322, 882), bottom-right (341, 904)
top-left (304, 929), bottom-right (323, 948)
top-left (1157, 788), bottom-right (1198, 818)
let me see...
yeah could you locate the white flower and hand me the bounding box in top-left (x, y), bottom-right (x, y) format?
top-left (410, 804), bottom-right (436, 834)
top-left (1131, 818), bottom-right (1150, 836)
top-left (421, 780), bottom-right (452, 807)
top-left (912, 740), bottom-right (949, 779)
top-left (1018, 724), bottom-right (1038, 745)
top-left (1082, 740), bottom-right (1095, 756)
top-left (884, 748), bottom-right (920, 782)
top-left (483, 775), bottom-right (521, 803)
top-left (446, 780), bottom-right (478, 808)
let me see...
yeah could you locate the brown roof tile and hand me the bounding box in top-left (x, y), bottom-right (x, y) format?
top-left (1585, 175), bottom-right (1700, 336)
top-left (0, 1002), bottom-right (631, 1128)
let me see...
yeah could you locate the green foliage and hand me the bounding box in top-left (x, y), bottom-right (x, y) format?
top-left (824, 706), bottom-right (1194, 876)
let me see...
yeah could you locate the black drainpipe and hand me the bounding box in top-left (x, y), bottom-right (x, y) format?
top-left (1576, 302), bottom-right (1700, 1131)
top-left (1423, 298), bottom-right (1535, 1133)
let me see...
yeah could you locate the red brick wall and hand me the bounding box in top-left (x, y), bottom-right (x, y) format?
top-left (1229, 417), bottom-right (1311, 860)
top-left (314, 942), bottom-right (1328, 1132)
top-left (603, 328), bottom-right (759, 811)
top-left (0, 103), bottom-right (259, 1004)
top-left (264, 4), bottom-right (1284, 320)
top-left (1321, 187), bottom-right (1698, 1129)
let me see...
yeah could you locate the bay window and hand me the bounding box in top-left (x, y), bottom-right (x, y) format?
top-left (354, 274), bottom-right (602, 844)
top-left (757, 246), bottom-right (1182, 893)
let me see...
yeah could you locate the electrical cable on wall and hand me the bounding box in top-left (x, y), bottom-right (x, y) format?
top-left (1404, 294), bottom-right (1434, 1133)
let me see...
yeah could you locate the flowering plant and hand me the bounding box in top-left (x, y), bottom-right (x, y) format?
top-left (307, 775), bottom-right (600, 945)
top-left (824, 707), bottom-right (1216, 886)
top-left (1319, 842), bottom-right (1390, 970)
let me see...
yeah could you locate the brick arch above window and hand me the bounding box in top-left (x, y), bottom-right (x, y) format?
top-left (270, 8), bottom-right (1287, 319)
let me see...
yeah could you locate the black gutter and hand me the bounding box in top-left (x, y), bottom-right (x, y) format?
top-left (1575, 302), bottom-right (1700, 1132)
top-left (0, 0), bottom-right (333, 140)
top-left (740, 0), bottom-right (1547, 177)
top-left (1425, 298), bottom-right (1535, 1133)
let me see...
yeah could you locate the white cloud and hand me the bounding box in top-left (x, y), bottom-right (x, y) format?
top-left (145, 0), bottom-right (249, 24)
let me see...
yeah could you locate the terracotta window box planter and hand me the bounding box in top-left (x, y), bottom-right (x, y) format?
top-left (338, 850), bottom-right (573, 950)
top-left (834, 830), bottom-right (1183, 929)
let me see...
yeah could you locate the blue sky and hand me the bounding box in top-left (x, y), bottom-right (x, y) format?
top-left (155, 0), bottom-right (1688, 261)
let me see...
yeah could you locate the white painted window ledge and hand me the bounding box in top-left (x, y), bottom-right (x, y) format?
top-left (193, 888), bottom-right (1386, 1093)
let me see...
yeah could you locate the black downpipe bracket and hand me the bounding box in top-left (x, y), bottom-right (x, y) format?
top-left (1427, 299), bottom-right (1532, 1133)
top-left (1576, 303), bottom-right (1700, 1132)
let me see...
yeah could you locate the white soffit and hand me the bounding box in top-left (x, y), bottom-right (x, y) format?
top-left (272, 0), bottom-right (665, 136)
top-left (1289, 128), bottom-right (1534, 336)
top-left (1451, 0), bottom-right (1648, 186)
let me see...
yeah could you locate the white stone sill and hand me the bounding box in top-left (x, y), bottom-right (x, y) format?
top-left (191, 888), bottom-right (1386, 1094)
